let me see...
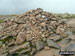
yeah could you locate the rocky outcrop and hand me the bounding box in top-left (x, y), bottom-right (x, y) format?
top-left (0, 8), bottom-right (74, 56)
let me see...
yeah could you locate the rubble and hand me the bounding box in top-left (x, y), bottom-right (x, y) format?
top-left (47, 39), bottom-right (60, 49)
top-left (0, 8), bottom-right (73, 56)
top-left (16, 32), bottom-right (25, 44)
top-left (9, 42), bottom-right (30, 54)
top-left (48, 35), bottom-right (61, 41)
top-left (35, 40), bottom-right (44, 51)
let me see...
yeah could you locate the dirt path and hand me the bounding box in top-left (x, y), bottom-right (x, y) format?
top-left (34, 49), bottom-right (61, 56)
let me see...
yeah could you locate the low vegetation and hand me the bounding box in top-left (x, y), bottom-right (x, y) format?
top-left (56, 13), bottom-right (75, 19)
top-left (0, 19), bottom-right (4, 23)
top-left (72, 30), bottom-right (75, 34)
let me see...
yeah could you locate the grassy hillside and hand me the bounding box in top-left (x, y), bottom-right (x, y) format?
top-left (56, 13), bottom-right (75, 19)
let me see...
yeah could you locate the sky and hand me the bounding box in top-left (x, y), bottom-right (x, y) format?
top-left (0, 0), bottom-right (75, 15)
